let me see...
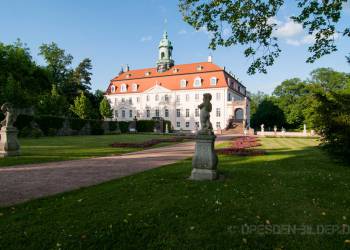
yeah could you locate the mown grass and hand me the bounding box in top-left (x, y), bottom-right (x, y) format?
top-left (0, 134), bottom-right (172, 167)
top-left (0, 137), bottom-right (350, 249)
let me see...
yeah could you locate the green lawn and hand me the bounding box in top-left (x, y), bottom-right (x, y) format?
top-left (0, 134), bottom-right (172, 167)
top-left (1, 137), bottom-right (350, 249)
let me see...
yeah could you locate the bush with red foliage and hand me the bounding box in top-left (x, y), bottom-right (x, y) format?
top-left (216, 136), bottom-right (265, 156)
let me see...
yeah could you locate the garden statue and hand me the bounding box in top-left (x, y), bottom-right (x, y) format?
top-left (190, 93), bottom-right (218, 180)
top-left (0, 103), bottom-right (20, 157)
top-left (1, 103), bottom-right (17, 128)
top-left (261, 124), bottom-right (264, 132)
top-left (198, 93), bottom-right (213, 134)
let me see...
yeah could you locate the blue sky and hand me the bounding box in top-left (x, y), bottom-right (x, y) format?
top-left (1, 0), bottom-right (349, 94)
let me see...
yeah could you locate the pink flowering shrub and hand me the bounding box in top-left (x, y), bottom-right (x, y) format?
top-left (216, 136), bottom-right (265, 156)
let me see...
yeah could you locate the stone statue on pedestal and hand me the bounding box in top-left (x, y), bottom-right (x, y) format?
top-left (1, 103), bottom-right (17, 128)
top-left (198, 93), bottom-right (213, 135)
top-left (0, 103), bottom-right (20, 157)
top-left (190, 93), bottom-right (218, 180)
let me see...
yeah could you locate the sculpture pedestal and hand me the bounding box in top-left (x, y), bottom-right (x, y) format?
top-left (0, 126), bottom-right (20, 157)
top-left (190, 133), bottom-right (218, 180)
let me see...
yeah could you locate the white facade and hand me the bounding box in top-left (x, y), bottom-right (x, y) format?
top-left (106, 84), bottom-right (249, 132)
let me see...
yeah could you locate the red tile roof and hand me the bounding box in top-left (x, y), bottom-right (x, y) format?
top-left (106, 62), bottom-right (242, 95)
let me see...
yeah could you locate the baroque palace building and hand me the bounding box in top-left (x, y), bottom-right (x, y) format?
top-left (105, 31), bottom-right (250, 132)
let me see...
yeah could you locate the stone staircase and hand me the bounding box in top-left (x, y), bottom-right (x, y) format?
top-left (223, 119), bottom-right (244, 135)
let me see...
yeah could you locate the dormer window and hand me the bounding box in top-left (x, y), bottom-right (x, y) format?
top-left (132, 83), bottom-right (138, 92)
top-left (193, 77), bottom-right (202, 87)
top-left (145, 71), bottom-right (151, 76)
top-left (125, 74), bottom-right (131, 78)
top-left (173, 68), bottom-right (179, 73)
top-left (111, 85), bottom-right (116, 93)
top-left (196, 65), bottom-right (203, 71)
top-left (180, 79), bottom-right (187, 88)
top-left (120, 84), bottom-right (127, 92)
top-left (210, 77), bottom-right (218, 86)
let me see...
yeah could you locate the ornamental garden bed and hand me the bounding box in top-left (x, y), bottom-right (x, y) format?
top-left (216, 136), bottom-right (266, 156)
top-left (110, 136), bottom-right (194, 148)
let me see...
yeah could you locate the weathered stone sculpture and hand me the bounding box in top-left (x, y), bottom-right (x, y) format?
top-left (0, 103), bottom-right (20, 157)
top-left (190, 93), bottom-right (218, 180)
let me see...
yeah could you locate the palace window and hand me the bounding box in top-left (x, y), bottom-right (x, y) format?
top-left (180, 79), bottom-right (187, 88)
top-left (210, 77), bottom-right (217, 86)
top-left (176, 95), bottom-right (180, 102)
top-left (146, 95), bottom-right (150, 101)
top-left (186, 94), bottom-right (189, 101)
top-left (195, 109), bottom-right (199, 117)
top-left (176, 122), bottom-right (180, 127)
top-left (136, 110), bottom-right (140, 118)
top-left (195, 122), bottom-right (199, 128)
top-left (216, 122), bottom-right (221, 129)
top-left (122, 110), bottom-right (125, 118)
top-left (216, 108), bottom-right (221, 117)
top-left (193, 77), bottom-right (202, 87)
top-left (129, 98), bottom-right (132, 104)
top-left (228, 93), bottom-right (232, 101)
top-left (186, 109), bottom-right (190, 117)
top-left (122, 98), bottom-right (125, 103)
top-left (136, 97), bottom-right (140, 103)
top-left (195, 93), bottom-right (199, 100)
top-left (114, 110), bottom-right (118, 118)
top-left (129, 110), bottom-right (132, 118)
top-left (120, 84), bottom-right (127, 92)
top-left (186, 122), bottom-right (190, 128)
top-left (216, 93), bottom-right (221, 100)
top-left (196, 65), bottom-right (203, 71)
top-left (155, 94), bottom-right (159, 101)
top-left (176, 109), bottom-right (181, 117)
top-left (111, 85), bottom-right (116, 93)
top-left (146, 110), bottom-right (150, 118)
top-left (165, 109), bottom-right (169, 117)
top-left (155, 109), bottom-right (160, 117)
top-left (132, 83), bottom-right (138, 92)
top-left (164, 94), bottom-right (169, 102)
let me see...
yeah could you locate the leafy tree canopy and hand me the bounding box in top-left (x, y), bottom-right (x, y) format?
top-left (99, 97), bottom-right (113, 119)
top-left (179, 0), bottom-right (349, 74)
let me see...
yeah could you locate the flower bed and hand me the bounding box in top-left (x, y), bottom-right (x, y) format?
top-left (110, 136), bottom-right (194, 148)
top-left (216, 136), bottom-right (266, 156)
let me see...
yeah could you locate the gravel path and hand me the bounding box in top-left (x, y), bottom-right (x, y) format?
top-left (0, 135), bottom-right (234, 207)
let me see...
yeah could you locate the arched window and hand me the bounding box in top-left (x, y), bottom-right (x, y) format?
top-left (210, 77), bottom-right (217, 86)
top-left (193, 77), bottom-right (202, 87)
top-left (155, 94), bottom-right (159, 101)
top-left (111, 85), bottom-right (116, 93)
top-left (132, 83), bottom-right (138, 92)
top-left (180, 79), bottom-right (187, 88)
top-left (120, 84), bottom-right (127, 92)
top-left (161, 52), bottom-right (165, 59)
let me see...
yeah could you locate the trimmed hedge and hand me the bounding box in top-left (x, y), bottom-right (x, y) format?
top-left (1, 113), bottom-right (173, 137)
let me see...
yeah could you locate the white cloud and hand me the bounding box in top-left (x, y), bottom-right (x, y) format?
top-left (140, 35), bottom-right (152, 42)
top-left (197, 26), bottom-right (214, 38)
top-left (178, 29), bottom-right (187, 35)
top-left (286, 33), bottom-right (339, 46)
top-left (274, 18), bottom-right (303, 38)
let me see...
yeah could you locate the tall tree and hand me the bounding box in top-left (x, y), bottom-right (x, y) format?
top-left (73, 58), bottom-right (93, 92)
top-left (179, 0), bottom-right (349, 74)
top-left (99, 97), bottom-right (113, 119)
top-left (273, 78), bottom-right (309, 128)
top-left (69, 92), bottom-right (93, 119)
top-left (39, 42), bottom-right (73, 89)
top-left (0, 40), bottom-right (50, 107)
top-left (250, 98), bottom-right (285, 129)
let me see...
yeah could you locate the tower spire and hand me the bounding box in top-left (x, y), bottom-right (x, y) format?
top-left (156, 30), bottom-right (174, 72)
